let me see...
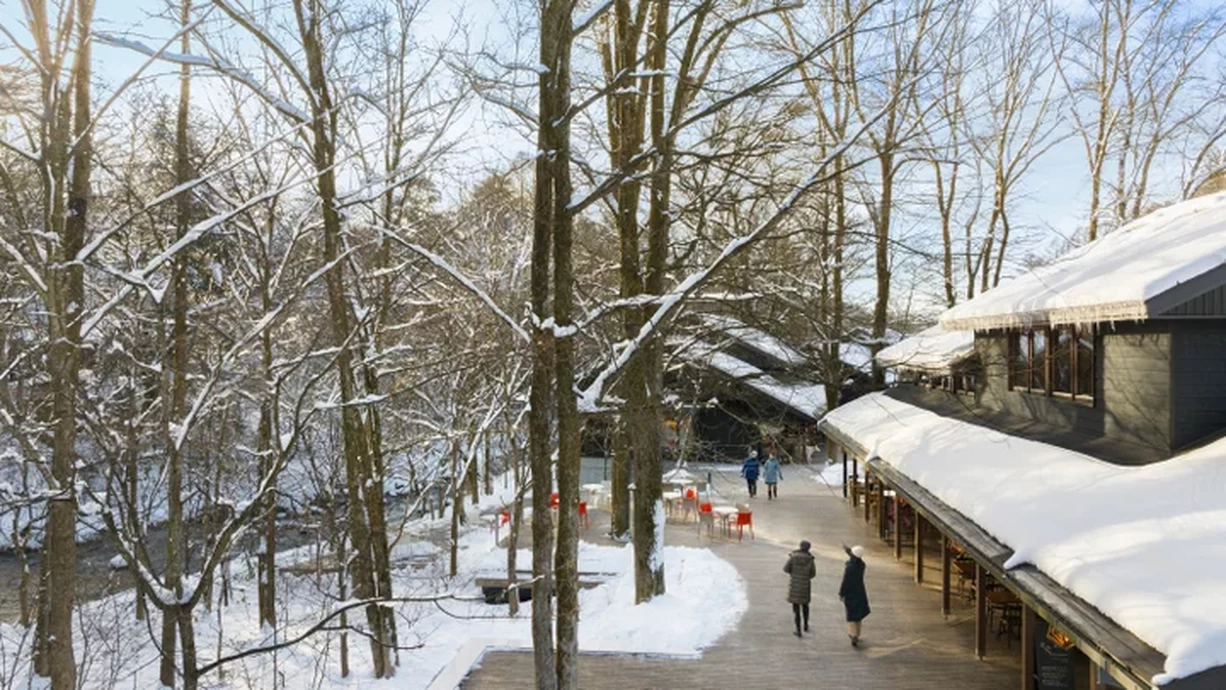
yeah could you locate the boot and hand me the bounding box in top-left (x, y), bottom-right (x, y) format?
top-left (794, 628), bottom-right (803, 638)
top-left (850, 635), bottom-right (859, 647)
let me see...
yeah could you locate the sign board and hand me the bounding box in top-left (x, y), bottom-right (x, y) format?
top-left (1034, 618), bottom-right (1076, 690)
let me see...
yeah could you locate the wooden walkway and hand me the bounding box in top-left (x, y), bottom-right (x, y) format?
top-left (461, 466), bottom-right (1021, 689)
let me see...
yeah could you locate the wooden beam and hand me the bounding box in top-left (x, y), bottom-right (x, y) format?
top-left (894, 496), bottom-right (903, 561)
top-left (864, 471), bottom-right (871, 522)
top-left (914, 512), bottom-right (924, 583)
top-left (841, 445), bottom-right (848, 498)
top-left (851, 455), bottom-right (859, 506)
top-left (975, 561), bottom-right (987, 660)
top-left (941, 533), bottom-right (951, 618)
top-left (877, 481), bottom-right (887, 540)
top-left (1022, 605), bottom-right (1036, 690)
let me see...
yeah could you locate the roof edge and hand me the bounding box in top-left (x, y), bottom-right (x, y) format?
top-left (940, 300), bottom-right (1148, 331)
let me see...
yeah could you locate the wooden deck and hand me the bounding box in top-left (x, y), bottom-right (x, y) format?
top-left (460, 466), bottom-right (1022, 689)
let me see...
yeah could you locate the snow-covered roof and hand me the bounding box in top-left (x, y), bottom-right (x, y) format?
top-left (875, 324), bottom-right (975, 373)
top-left (697, 314), bottom-right (806, 367)
top-left (839, 342), bottom-right (873, 373)
top-left (820, 392), bottom-right (1226, 684)
top-left (941, 193), bottom-right (1226, 330)
top-left (679, 341), bottom-right (826, 419)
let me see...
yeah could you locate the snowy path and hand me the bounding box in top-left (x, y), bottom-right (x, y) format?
top-left (464, 465), bottom-right (1021, 689)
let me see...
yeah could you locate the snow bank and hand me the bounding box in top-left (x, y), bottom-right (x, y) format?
top-left (821, 392), bottom-right (1226, 684)
top-left (411, 542), bottom-right (746, 687)
top-left (941, 193), bottom-right (1226, 329)
top-left (875, 324), bottom-right (974, 372)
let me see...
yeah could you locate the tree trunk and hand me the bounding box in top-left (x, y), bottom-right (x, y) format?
top-left (871, 151), bottom-right (894, 389)
top-left (295, 0), bottom-right (392, 675)
top-left (632, 0), bottom-right (672, 604)
top-left (507, 431), bottom-right (523, 617)
top-left (34, 2), bottom-right (94, 685)
top-left (161, 4), bottom-right (194, 679)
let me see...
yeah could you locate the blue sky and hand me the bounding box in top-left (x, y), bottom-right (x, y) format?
top-left (0, 0), bottom-right (1167, 304)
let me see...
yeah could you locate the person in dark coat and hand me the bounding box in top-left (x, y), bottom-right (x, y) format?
top-left (783, 540), bottom-right (817, 637)
top-left (741, 450), bottom-right (761, 498)
top-left (839, 544), bottom-right (870, 646)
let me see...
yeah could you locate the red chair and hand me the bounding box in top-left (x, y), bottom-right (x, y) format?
top-left (735, 510), bottom-right (754, 542)
top-left (500, 509), bottom-right (511, 526)
top-left (550, 492), bottom-right (560, 508)
top-left (578, 501), bottom-right (589, 530)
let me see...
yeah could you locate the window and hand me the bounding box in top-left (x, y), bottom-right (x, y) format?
top-left (1052, 327), bottom-right (1074, 394)
top-left (1076, 329), bottom-right (1095, 399)
top-left (1008, 325), bottom-right (1095, 403)
top-left (1010, 331), bottom-right (1030, 389)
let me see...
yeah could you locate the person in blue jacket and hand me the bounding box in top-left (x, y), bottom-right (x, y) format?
top-left (741, 449), bottom-right (761, 497)
top-left (763, 452), bottom-right (783, 500)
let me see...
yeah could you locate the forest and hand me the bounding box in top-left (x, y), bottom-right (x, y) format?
top-left (1, 0), bottom-right (1224, 687)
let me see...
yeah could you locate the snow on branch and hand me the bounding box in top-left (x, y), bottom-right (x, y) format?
top-left (573, 0), bottom-right (614, 34)
top-left (94, 31), bottom-right (309, 123)
top-left (374, 226), bottom-right (531, 343)
top-left (578, 74), bottom-right (913, 412)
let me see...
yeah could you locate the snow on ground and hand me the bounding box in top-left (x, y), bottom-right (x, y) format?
top-left (0, 474), bottom-right (747, 689)
top-left (821, 392), bottom-right (1226, 685)
top-left (811, 462), bottom-right (845, 489)
top-left (941, 192), bottom-right (1226, 329)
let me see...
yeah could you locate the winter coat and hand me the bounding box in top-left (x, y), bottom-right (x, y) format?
top-left (783, 550), bottom-right (816, 604)
top-left (742, 457), bottom-right (760, 481)
top-left (839, 554), bottom-right (871, 622)
top-left (763, 458), bottom-right (782, 484)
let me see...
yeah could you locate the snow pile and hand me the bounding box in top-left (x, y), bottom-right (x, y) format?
top-left (820, 392), bottom-right (1226, 684)
top-left (875, 324), bottom-right (975, 373)
top-left (578, 545), bottom-right (746, 654)
top-left (411, 542), bottom-right (745, 686)
top-left (941, 192), bottom-right (1226, 329)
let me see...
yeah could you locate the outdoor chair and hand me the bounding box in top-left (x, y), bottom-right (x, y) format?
top-left (698, 502), bottom-right (715, 537)
top-left (679, 487), bottom-right (699, 522)
top-left (734, 510), bottom-right (754, 542)
top-left (578, 501), bottom-right (589, 531)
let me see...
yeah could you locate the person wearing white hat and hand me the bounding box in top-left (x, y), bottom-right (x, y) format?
top-left (839, 544), bottom-right (871, 646)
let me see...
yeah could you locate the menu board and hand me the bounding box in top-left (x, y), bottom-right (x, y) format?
top-left (1034, 619), bottom-right (1076, 690)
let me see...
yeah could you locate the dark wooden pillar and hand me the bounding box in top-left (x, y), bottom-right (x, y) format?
top-left (851, 455), bottom-right (859, 507)
top-left (941, 534), bottom-right (951, 617)
top-left (841, 446), bottom-right (848, 498)
top-left (1021, 605), bottom-right (1036, 690)
top-left (941, 534), bottom-right (951, 620)
top-left (864, 471), bottom-right (872, 523)
top-left (914, 513), bottom-right (924, 583)
top-left (893, 497), bottom-right (903, 560)
top-left (975, 561), bottom-right (987, 660)
top-left (876, 483), bottom-right (887, 540)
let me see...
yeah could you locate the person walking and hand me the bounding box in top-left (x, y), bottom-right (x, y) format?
top-left (741, 450), bottom-right (761, 498)
top-left (763, 453), bottom-right (782, 500)
top-left (839, 544), bottom-right (871, 646)
top-left (784, 540), bottom-right (816, 638)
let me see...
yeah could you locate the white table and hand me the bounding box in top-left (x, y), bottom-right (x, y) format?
top-left (712, 505), bottom-right (738, 536)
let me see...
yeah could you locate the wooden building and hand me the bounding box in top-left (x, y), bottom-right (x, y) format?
top-left (821, 194), bottom-right (1226, 690)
